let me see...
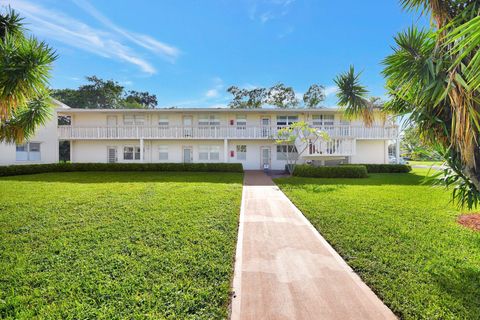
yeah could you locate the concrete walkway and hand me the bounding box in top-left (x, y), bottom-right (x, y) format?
top-left (231, 171), bottom-right (396, 320)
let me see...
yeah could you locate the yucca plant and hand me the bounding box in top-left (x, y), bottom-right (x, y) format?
top-left (383, 0), bottom-right (480, 208)
top-left (334, 66), bottom-right (384, 127)
top-left (0, 8), bottom-right (56, 143)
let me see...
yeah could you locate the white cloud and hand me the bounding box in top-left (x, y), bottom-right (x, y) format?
top-left (4, 0), bottom-right (180, 74)
top-left (205, 89), bottom-right (219, 98)
top-left (72, 0), bottom-right (180, 62)
top-left (324, 85), bottom-right (338, 97)
top-left (204, 77), bottom-right (224, 98)
top-left (249, 0), bottom-right (295, 23)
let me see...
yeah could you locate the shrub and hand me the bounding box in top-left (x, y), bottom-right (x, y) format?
top-left (0, 163), bottom-right (244, 177)
top-left (293, 165), bottom-right (368, 178)
top-left (347, 164), bottom-right (412, 173)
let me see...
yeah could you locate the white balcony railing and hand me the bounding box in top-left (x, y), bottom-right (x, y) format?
top-left (58, 125), bottom-right (398, 140)
top-left (300, 138), bottom-right (355, 157)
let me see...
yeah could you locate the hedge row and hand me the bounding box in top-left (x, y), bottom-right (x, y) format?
top-left (0, 162), bottom-right (244, 177)
top-left (347, 164), bottom-right (412, 173)
top-left (293, 165), bottom-right (368, 178)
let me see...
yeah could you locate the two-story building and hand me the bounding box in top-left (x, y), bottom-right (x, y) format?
top-left (0, 102), bottom-right (399, 170)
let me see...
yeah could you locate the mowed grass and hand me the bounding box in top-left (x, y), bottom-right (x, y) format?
top-left (408, 160), bottom-right (443, 167)
top-left (275, 169), bottom-right (480, 320)
top-left (0, 172), bottom-right (243, 319)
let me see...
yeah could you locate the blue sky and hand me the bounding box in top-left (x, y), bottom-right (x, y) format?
top-left (3, 0), bottom-right (427, 108)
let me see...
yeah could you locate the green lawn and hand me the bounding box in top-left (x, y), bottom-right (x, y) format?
top-left (408, 160), bottom-right (444, 167)
top-left (0, 172), bottom-right (243, 319)
top-left (275, 169), bottom-right (480, 320)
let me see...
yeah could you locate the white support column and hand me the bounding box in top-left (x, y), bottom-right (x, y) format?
top-left (224, 139), bottom-right (229, 163)
top-left (69, 140), bottom-right (73, 163)
top-left (140, 138), bottom-right (144, 163)
top-left (396, 138), bottom-right (400, 164)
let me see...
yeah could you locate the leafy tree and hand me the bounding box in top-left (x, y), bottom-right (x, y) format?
top-left (275, 121), bottom-right (329, 175)
top-left (0, 8), bottom-right (57, 143)
top-left (401, 124), bottom-right (441, 160)
top-left (52, 77), bottom-right (157, 109)
top-left (382, 0), bottom-right (480, 208)
top-left (125, 90), bottom-right (157, 108)
top-left (227, 86), bottom-right (266, 109)
top-left (266, 83), bottom-right (298, 108)
top-left (303, 84), bottom-right (325, 108)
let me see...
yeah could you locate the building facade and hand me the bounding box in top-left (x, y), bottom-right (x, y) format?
top-left (0, 105), bottom-right (399, 170)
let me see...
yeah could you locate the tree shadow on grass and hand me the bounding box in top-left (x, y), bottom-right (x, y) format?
top-left (431, 265), bottom-right (480, 318)
top-left (0, 171), bottom-right (244, 184)
top-left (274, 172), bottom-right (427, 187)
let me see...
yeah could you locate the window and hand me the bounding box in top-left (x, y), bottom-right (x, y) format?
top-left (123, 114), bottom-right (145, 126)
top-left (198, 115), bottom-right (220, 126)
top-left (159, 145), bottom-right (168, 160)
top-left (276, 145), bottom-right (298, 160)
top-left (277, 115), bottom-right (298, 126)
top-left (236, 145), bottom-right (247, 160)
top-left (123, 146), bottom-right (141, 160)
top-left (312, 114), bottom-right (334, 126)
top-left (158, 115), bottom-right (169, 127)
top-left (199, 145), bottom-right (220, 161)
top-left (236, 115), bottom-right (247, 128)
top-left (16, 142), bottom-right (41, 161)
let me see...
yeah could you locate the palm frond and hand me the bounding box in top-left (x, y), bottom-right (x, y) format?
top-left (334, 66), bottom-right (375, 126)
top-left (0, 95), bottom-right (53, 143)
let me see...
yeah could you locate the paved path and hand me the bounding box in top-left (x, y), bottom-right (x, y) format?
top-left (231, 171), bottom-right (396, 320)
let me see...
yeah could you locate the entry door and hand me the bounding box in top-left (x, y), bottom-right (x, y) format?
top-left (183, 147), bottom-right (193, 163)
top-left (183, 116), bottom-right (193, 137)
top-left (261, 117), bottom-right (270, 137)
top-left (107, 147), bottom-right (118, 163)
top-left (260, 146), bottom-right (271, 169)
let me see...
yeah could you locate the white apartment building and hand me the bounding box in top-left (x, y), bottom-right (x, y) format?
top-left (0, 103), bottom-right (399, 170)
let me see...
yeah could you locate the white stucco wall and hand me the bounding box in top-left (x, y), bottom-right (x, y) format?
top-left (0, 113), bottom-right (59, 165)
top-left (350, 140), bottom-right (389, 164)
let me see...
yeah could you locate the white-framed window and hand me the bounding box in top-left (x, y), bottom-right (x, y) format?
top-left (123, 146), bottom-right (141, 160)
top-left (16, 142), bottom-right (41, 161)
top-left (199, 145), bottom-right (220, 161)
top-left (312, 114), bottom-right (334, 126)
top-left (236, 145), bottom-right (247, 160)
top-left (276, 145), bottom-right (298, 160)
top-left (198, 115), bottom-right (220, 126)
top-left (123, 114), bottom-right (145, 126)
top-left (158, 115), bottom-right (169, 127)
top-left (159, 145), bottom-right (169, 160)
top-left (277, 115), bottom-right (298, 126)
top-left (236, 115), bottom-right (247, 128)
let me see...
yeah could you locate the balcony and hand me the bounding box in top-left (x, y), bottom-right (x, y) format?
top-left (57, 125), bottom-right (398, 140)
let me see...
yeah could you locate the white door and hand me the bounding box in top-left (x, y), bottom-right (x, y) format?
top-left (107, 147), bottom-right (118, 163)
top-left (183, 116), bottom-right (193, 137)
top-left (183, 147), bottom-right (193, 163)
top-left (260, 146), bottom-right (271, 170)
top-left (261, 117), bottom-right (270, 137)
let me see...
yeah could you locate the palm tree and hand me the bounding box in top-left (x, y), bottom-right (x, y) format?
top-left (0, 8), bottom-right (57, 143)
top-left (334, 66), bottom-right (382, 127)
top-left (382, 1), bottom-right (480, 207)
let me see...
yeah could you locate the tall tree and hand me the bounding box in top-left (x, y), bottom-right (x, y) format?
top-left (382, 1), bottom-right (480, 208)
top-left (303, 84), bottom-right (325, 108)
top-left (266, 83), bottom-right (298, 108)
top-left (227, 86), bottom-right (266, 109)
top-left (125, 90), bottom-right (158, 108)
top-left (0, 8), bottom-right (57, 143)
top-left (334, 66), bottom-right (375, 126)
top-left (52, 77), bottom-right (157, 109)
